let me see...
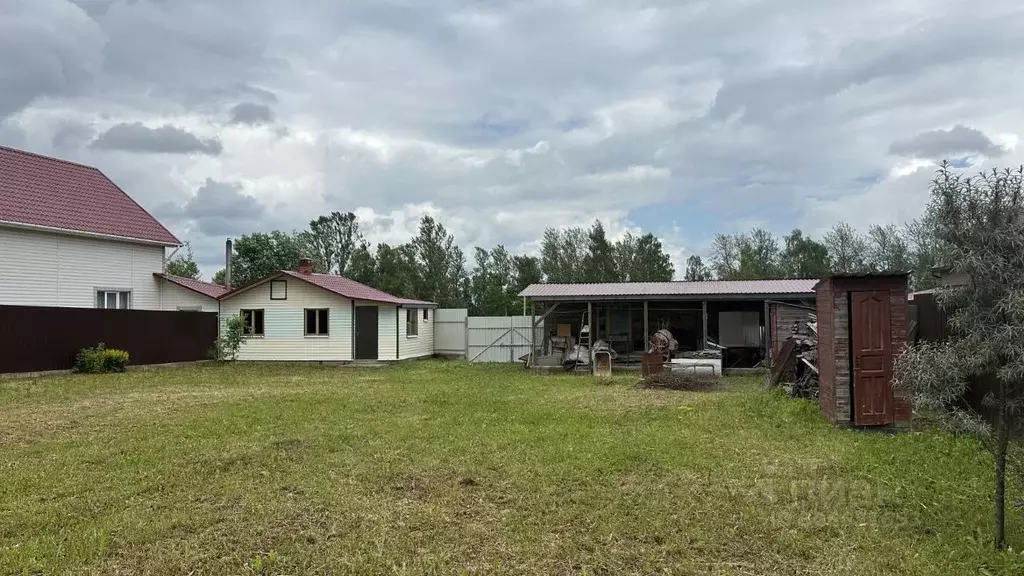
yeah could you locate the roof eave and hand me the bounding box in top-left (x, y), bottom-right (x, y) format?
top-left (154, 273), bottom-right (226, 299)
top-left (523, 292), bottom-right (817, 302)
top-left (0, 220), bottom-right (180, 247)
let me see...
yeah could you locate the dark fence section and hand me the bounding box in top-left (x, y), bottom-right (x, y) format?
top-left (912, 292), bottom-right (949, 343)
top-left (0, 305), bottom-right (218, 373)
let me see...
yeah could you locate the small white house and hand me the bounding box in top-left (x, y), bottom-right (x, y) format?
top-left (218, 259), bottom-right (436, 362)
top-left (0, 145), bottom-right (181, 309)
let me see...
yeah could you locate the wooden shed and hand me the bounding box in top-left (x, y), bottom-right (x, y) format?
top-left (815, 274), bottom-right (912, 428)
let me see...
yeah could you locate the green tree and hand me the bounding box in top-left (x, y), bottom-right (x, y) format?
top-left (301, 211), bottom-right (362, 275)
top-left (823, 222), bottom-right (868, 274)
top-left (905, 218), bottom-right (943, 290)
top-left (230, 231), bottom-right (306, 287)
top-left (735, 228), bottom-right (781, 279)
top-left (627, 233), bottom-right (674, 281)
top-left (470, 246), bottom-right (517, 315)
top-left (867, 224), bottom-right (912, 273)
top-left (709, 234), bottom-right (741, 279)
top-left (684, 255), bottom-right (713, 281)
top-left (212, 268), bottom-right (226, 285)
top-left (410, 216), bottom-right (469, 307)
top-left (583, 220), bottom-right (619, 282)
top-left (347, 240), bottom-right (377, 286)
top-left (374, 243), bottom-right (418, 298)
top-left (165, 242), bottom-right (201, 279)
top-left (780, 229), bottom-right (830, 278)
top-left (893, 162), bottom-right (1024, 550)
top-left (511, 254), bottom-right (543, 295)
top-left (540, 227), bottom-right (588, 283)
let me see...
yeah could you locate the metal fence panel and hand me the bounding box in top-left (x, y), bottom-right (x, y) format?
top-left (434, 308), bottom-right (469, 358)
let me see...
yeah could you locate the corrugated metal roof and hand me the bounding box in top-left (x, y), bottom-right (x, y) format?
top-left (519, 279), bottom-right (819, 300)
top-left (155, 273), bottom-right (230, 299)
top-left (0, 145), bottom-right (181, 246)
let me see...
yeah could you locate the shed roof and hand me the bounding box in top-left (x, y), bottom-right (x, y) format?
top-left (155, 273), bottom-right (230, 299)
top-left (220, 270), bottom-right (437, 307)
top-left (0, 145), bottom-right (180, 246)
top-left (519, 279), bottom-right (819, 301)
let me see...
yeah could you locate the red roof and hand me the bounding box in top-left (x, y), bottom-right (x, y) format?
top-left (221, 270), bottom-right (436, 306)
top-left (0, 145), bottom-right (180, 246)
top-left (519, 279), bottom-right (819, 300)
top-left (155, 273), bottom-right (230, 299)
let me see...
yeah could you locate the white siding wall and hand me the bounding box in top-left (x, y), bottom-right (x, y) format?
top-left (0, 226), bottom-right (164, 309)
top-left (159, 282), bottom-right (220, 312)
top-left (399, 308), bottom-right (435, 359)
top-left (220, 279), bottom-right (352, 361)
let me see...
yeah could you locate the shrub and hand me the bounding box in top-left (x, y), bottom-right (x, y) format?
top-left (74, 344), bottom-right (130, 374)
top-left (215, 314), bottom-right (248, 361)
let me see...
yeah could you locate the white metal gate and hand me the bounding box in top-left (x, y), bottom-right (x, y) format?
top-left (433, 310), bottom-right (543, 363)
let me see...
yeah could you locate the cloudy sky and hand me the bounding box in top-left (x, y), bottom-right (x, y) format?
top-left (3, 0), bottom-right (1022, 279)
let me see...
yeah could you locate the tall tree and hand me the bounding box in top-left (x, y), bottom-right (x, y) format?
top-left (230, 231), bottom-right (306, 287)
top-left (684, 255), bottom-right (713, 281)
top-left (165, 241), bottom-right (201, 279)
top-left (735, 228), bottom-right (781, 279)
top-left (540, 227), bottom-right (588, 283)
top-left (893, 163), bottom-right (1024, 551)
top-left (630, 233), bottom-right (675, 281)
top-left (302, 211), bottom-right (362, 275)
top-left (866, 224), bottom-right (912, 273)
top-left (410, 216), bottom-right (469, 307)
top-left (347, 240), bottom-right (377, 286)
top-left (583, 220), bottom-right (618, 282)
top-left (470, 246), bottom-right (517, 315)
top-left (780, 229), bottom-right (830, 278)
top-left (212, 268), bottom-right (226, 286)
top-left (511, 254), bottom-right (543, 296)
top-left (374, 243), bottom-right (418, 298)
top-left (823, 222), bottom-right (868, 274)
top-left (905, 218), bottom-right (943, 290)
top-left (710, 234), bottom-right (741, 279)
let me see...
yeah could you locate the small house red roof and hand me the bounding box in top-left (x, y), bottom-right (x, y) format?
top-left (220, 270), bottom-right (436, 307)
top-left (155, 273), bottom-right (230, 299)
top-left (0, 145), bottom-right (180, 246)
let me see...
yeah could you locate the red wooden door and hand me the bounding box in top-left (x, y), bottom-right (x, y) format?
top-left (851, 291), bottom-right (893, 426)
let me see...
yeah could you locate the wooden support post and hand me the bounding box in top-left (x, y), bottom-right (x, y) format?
top-left (587, 302), bottom-right (593, 333)
top-left (530, 300), bottom-right (536, 368)
top-left (702, 300), bottom-right (709, 350)
top-left (643, 300), bottom-right (649, 349)
top-left (764, 301), bottom-right (771, 363)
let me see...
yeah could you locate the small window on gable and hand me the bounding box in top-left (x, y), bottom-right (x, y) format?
top-left (241, 309), bottom-right (265, 336)
top-left (305, 308), bottom-right (329, 336)
top-left (423, 308), bottom-right (428, 321)
top-left (406, 309), bottom-right (419, 337)
top-left (270, 280), bottom-right (288, 300)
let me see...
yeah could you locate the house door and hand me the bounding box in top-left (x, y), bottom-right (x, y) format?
top-left (851, 291), bottom-right (893, 426)
top-left (355, 306), bottom-right (379, 360)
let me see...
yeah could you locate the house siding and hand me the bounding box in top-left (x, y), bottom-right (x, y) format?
top-left (0, 226), bottom-right (164, 309)
top-left (400, 308), bottom-right (435, 359)
top-left (159, 282), bottom-right (220, 313)
top-left (361, 303), bottom-right (398, 361)
top-left (220, 279), bottom-right (353, 361)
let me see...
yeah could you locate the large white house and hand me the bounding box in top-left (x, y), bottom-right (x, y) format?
top-left (0, 145), bottom-right (226, 311)
top-left (219, 259), bottom-right (436, 362)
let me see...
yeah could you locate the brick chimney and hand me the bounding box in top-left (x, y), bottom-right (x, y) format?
top-left (297, 257), bottom-right (315, 275)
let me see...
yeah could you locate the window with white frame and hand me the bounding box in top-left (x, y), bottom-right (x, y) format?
top-left (304, 308), bottom-right (329, 336)
top-left (406, 308), bottom-right (419, 337)
top-left (241, 309), bottom-right (265, 336)
top-left (96, 290), bottom-right (131, 309)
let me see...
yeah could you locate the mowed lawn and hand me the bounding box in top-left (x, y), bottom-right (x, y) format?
top-left (1, 362), bottom-right (1022, 575)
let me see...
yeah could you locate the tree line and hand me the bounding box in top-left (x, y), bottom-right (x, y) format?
top-left (163, 211), bottom-right (942, 315)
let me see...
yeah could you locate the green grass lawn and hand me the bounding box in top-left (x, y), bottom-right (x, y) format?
top-left (1, 362), bottom-right (1022, 575)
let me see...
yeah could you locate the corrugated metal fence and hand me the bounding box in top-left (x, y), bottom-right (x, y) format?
top-left (434, 309), bottom-right (543, 363)
top-left (0, 305), bottom-right (218, 373)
